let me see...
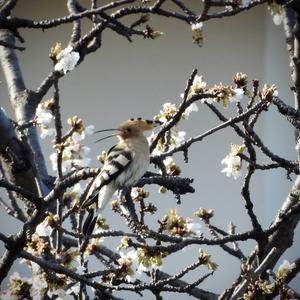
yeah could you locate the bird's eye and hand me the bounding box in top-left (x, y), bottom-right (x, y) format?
top-left (126, 128), bottom-right (131, 132)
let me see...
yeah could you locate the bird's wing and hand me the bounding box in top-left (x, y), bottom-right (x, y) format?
top-left (81, 144), bottom-right (133, 209)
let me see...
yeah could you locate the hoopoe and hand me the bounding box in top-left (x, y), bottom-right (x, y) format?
top-left (81, 118), bottom-right (159, 232)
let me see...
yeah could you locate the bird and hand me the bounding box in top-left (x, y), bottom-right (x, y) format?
top-left (81, 118), bottom-right (159, 234)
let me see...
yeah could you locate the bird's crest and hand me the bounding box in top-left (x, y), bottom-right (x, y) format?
top-left (121, 118), bottom-right (161, 131)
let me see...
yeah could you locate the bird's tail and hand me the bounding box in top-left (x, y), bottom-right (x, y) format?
top-left (81, 184), bottom-right (117, 235)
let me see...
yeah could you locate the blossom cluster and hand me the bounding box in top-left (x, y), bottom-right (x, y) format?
top-left (160, 209), bottom-right (202, 237)
top-left (276, 259), bottom-right (295, 280)
top-left (0, 233), bottom-right (83, 300)
top-left (194, 207), bottom-right (214, 222)
top-left (198, 249), bottom-right (218, 271)
top-left (150, 73), bottom-right (250, 180)
top-left (143, 25), bottom-right (164, 40)
top-left (35, 101), bottom-right (94, 174)
top-left (51, 116), bottom-right (94, 173)
top-left (261, 83), bottom-right (278, 101)
top-left (221, 144), bottom-right (245, 180)
top-left (50, 43), bottom-right (80, 74)
top-left (268, 1), bottom-right (284, 26)
top-left (151, 100), bottom-right (198, 169)
top-left (35, 99), bottom-right (56, 139)
top-left (186, 73), bottom-right (247, 108)
top-left (191, 22), bottom-right (204, 47)
top-left (115, 244), bottom-right (164, 282)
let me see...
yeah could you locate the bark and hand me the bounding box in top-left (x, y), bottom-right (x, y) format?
top-left (0, 29), bottom-right (50, 195)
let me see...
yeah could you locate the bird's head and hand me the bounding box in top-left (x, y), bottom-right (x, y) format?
top-left (118, 118), bottom-right (161, 140)
top-left (94, 118), bottom-right (161, 142)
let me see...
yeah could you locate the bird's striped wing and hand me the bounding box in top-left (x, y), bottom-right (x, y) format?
top-left (81, 144), bottom-right (133, 209)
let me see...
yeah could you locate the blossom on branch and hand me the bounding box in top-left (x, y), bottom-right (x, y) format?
top-left (161, 209), bottom-right (202, 237)
top-left (230, 88), bottom-right (244, 102)
top-left (35, 99), bottom-right (56, 139)
top-left (35, 213), bottom-right (58, 237)
top-left (117, 249), bottom-right (139, 282)
top-left (268, 1), bottom-right (284, 26)
top-left (221, 144), bottom-right (245, 180)
top-left (184, 74), bottom-right (207, 106)
top-left (191, 22), bottom-right (204, 47)
top-left (163, 156), bottom-right (181, 176)
top-left (54, 46), bottom-right (80, 74)
top-left (137, 247), bottom-right (164, 274)
top-left (208, 83), bottom-right (244, 108)
top-left (183, 102), bottom-right (199, 119)
top-left (151, 99), bottom-right (198, 155)
top-left (50, 117), bottom-right (93, 173)
top-left (276, 259), bottom-right (295, 280)
top-left (199, 249), bottom-right (218, 271)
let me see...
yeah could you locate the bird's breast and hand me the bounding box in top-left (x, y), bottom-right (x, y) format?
top-left (115, 141), bottom-right (149, 187)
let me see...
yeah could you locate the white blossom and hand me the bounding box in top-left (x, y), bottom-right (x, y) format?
top-left (186, 222), bottom-right (202, 235)
top-left (221, 154), bottom-right (242, 180)
top-left (131, 187), bottom-right (140, 199)
top-left (36, 106), bottom-right (54, 125)
top-left (54, 46), bottom-right (80, 74)
top-left (193, 75), bottom-right (207, 88)
top-left (30, 274), bottom-right (47, 300)
top-left (157, 102), bottom-right (177, 123)
top-left (230, 88), bottom-right (244, 102)
top-left (172, 130), bottom-right (186, 145)
top-left (85, 124), bottom-right (95, 135)
top-left (191, 22), bottom-right (203, 31)
top-left (72, 124), bottom-right (94, 141)
top-left (273, 13), bottom-right (283, 26)
top-left (50, 138), bottom-right (91, 173)
top-left (163, 156), bottom-right (174, 167)
top-left (119, 249), bottom-right (139, 282)
top-left (40, 126), bottom-right (56, 139)
top-left (71, 132), bottom-right (83, 142)
top-left (183, 102), bottom-right (199, 119)
top-left (137, 259), bottom-right (162, 274)
top-left (120, 204), bottom-right (130, 216)
top-left (35, 101), bottom-right (56, 139)
top-left (151, 147), bottom-right (163, 156)
top-left (50, 152), bottom-right (71, 172)
top-left (35, 222), bottom-right (52, 237)
top-left (189, 75), bottom-right (207, 98)
top-left (278, 259), bottom-right (295, 272)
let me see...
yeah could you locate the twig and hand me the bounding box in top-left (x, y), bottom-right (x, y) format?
top-left (20, 250), bottom-right (122, 300)
top-left (230, 247), bottom-right (278, 300)
top-left (153, 99), bottom-right (265, 161)
top-left (150, 68), bottom-right (198, 153)
top-left (0, 195), bottom-right (26, 222)
top-left (0, 179), bottom-right (42, 207)
top-left (67, 0), bottom-right (81, 43)
top-left (53, 78), bottom-right (64, 253)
